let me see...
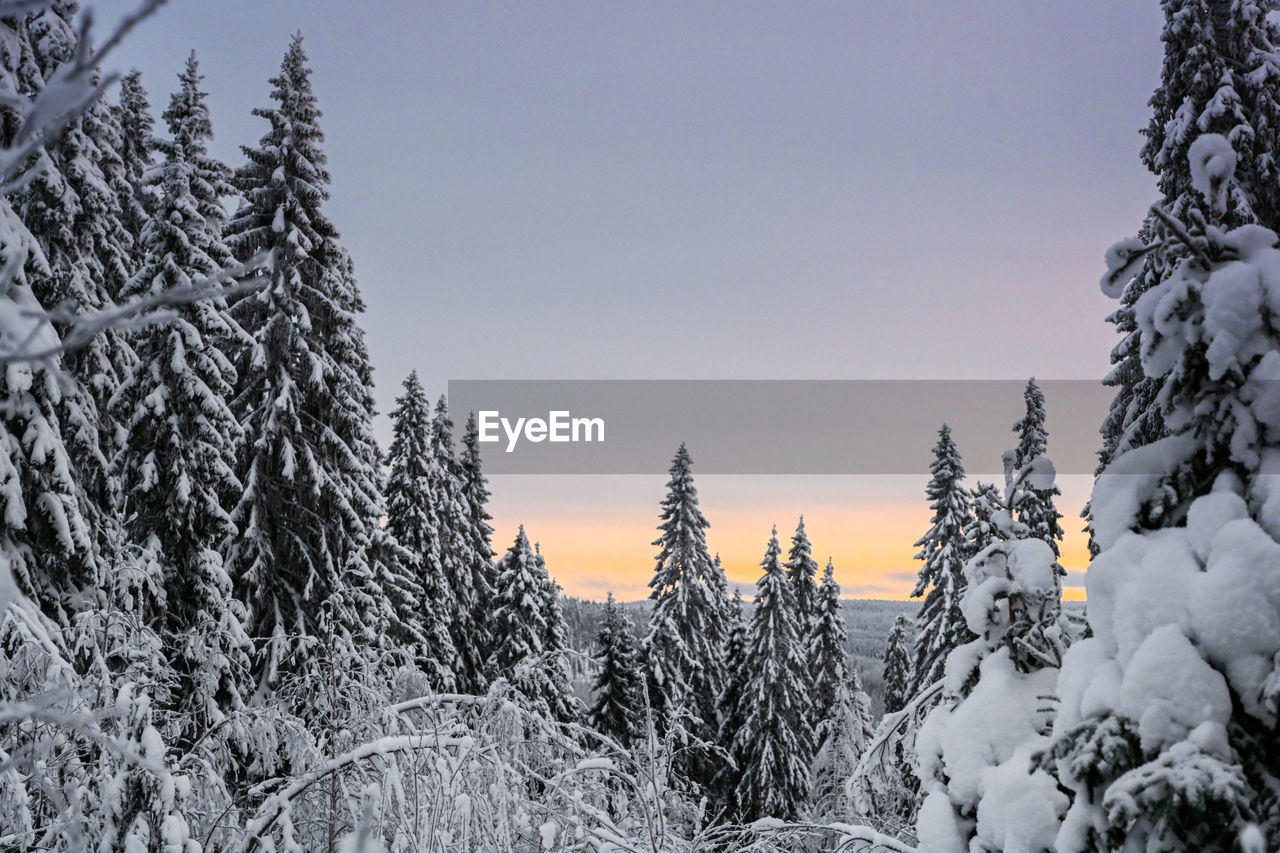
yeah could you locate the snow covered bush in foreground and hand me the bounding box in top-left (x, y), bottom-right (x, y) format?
top-left (913, 538), bottom-right (1067, 853)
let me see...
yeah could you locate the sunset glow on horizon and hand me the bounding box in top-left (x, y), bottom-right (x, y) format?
top-left (486, 472), bottom-right (1093, 604)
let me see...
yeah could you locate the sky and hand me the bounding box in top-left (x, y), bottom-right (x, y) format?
top-left (93, 0), bottom-right (1168, 601)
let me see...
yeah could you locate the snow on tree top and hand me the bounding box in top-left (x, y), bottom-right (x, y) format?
top-left (1188, 134), bottom-right (1238, 215)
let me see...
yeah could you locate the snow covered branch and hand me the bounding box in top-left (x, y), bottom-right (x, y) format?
top-left (0, 253), bottom-right (268, 367)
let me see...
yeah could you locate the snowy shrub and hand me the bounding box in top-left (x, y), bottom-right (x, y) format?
top-left (911, 538), bottom-right (1067, 853)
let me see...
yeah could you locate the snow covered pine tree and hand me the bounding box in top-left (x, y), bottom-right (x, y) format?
top-left (1009, 378), bottom-right (1065, 558)
top-left (488, 526), bottom-right (579, 722)
top-left (882, 615), bottom-right (915, 716)
top-left (642, 443), bottom-right (730, 793)
top-left (589, 591), bottom-right (646, 746)
top-left (730, 527), bottom-right (814, 821)
top-left (786, 515), bottom-right (820, 637)
top-left (223, 35), bottom-right (392, 724)
top-left (384, 371), bottom-right (457, 690)
top-left (111, 50), bottom-right (251, 754)
top-left (808, 558), bottom-right (874, 824)
top-left (911, 424), bottom-right (975, 695)
top-left (1098, 0), bottom-right (1280, 475)
top-left (915, 135), bottom-right (1280, 853)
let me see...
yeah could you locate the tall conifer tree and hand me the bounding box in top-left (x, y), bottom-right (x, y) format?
top-left (589, 592), bottom-right (646, 745)
top-left (111, 57), bottom-right (251, 744)
top-left (809, 668), bottom-right (874, 823)
top-left (642, 444), bottom-right (729, 735)
top-left (459, 411), bottom-right (496, 686)
top-left (910, 424), bottom-right (974, 693)
top-left (19, 3), bottom-right (134, 553)
top-left (488, 527), bottom-right (577, 721)
top-left (112, 68), bottom-right (154, 265)
top-left (430, 397), bottom-right (488, 691)
top-left (1100, 0), bottom-right (1280, 473)
top-left (809, 558), bottom-right (847, 723)
top-left (384, 372), bottom-right (456, 689)
top-left (882, 615), bottom-right (914, 715)
top-left (223, 34), bottom-right (387, 707)
top-left (731, 528), bottom-right (813, 821)
top-left (0, 9), bottom-right (97, 632)
top-left (1010, 378), bottom-right (1064, 556)
top-left (785, 516), bottom-right (820, 637)
top-left (715, 588), bottom-right (751, 808)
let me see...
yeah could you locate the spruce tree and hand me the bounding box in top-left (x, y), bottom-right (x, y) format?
top-left (910, 424), bottom-right (974, 694)
top-left (157, 54), bottom-right (234, 267)
top-left (1010, 378), bottom-right (1065, 556)
top-left (589, 592), bottom-right (645, 745)
top-left (488, 527), bottom-right (577, 722)
top-left (112, 68), bottom-right (155, 265)
top-left (223, 34), bottom-right (387, 707)
top-left (642, 443), bottom-right (729, 737)
top-left (4, 0), bottom-right (124, 633)
top-left (384, 372), bottom-right (456, 689)
top-left (430, 397), bottom-right (487, 692)
top-left (0, 11), bottom-right (90, 628)
top-left (731, 528), bottom-right (814, 821)
top-left (882, 614), bottom-right (914, 715)
top-left (810, 666), bottom-right (874, 822)
top-left (785, 516), bottom-right (820, 637)
top-left (808, 558), bottom-right (847, 723)
top-left (459, 411), bottom-right (496, 687)
top-left (19, 3), bottom-right (135, 548)
top-left (807, 559), bottom-right (875, 822)
top-left (534, 540), bottom-right (577, 722)
top-left (110, 58), bottom-right (253, 745)
top-left (83, 94), bottom-right (136, 307)
top-left (23, 1), bottom-right (135, 404)
top-left (966, 481), bottom-right (1008, 557)
top-left (715, 588), bottom-right (751, 808)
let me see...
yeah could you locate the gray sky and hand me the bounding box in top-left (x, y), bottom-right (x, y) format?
top-left (99, 1), bottom-right (1164, 409)
top-left (91, 0), bottom-right (1170, 597)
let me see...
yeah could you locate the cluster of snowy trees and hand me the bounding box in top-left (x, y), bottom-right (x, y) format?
top-left (7, 0), bottom-right (1280, 849)
top-left (906, 380), bottom-right (1067, 704)
top-left (587, 444), bottom-right (878, 829)
top-left (0, 3), bottom-right (617, 849)
top-left (884, 2), bottom-right (1280, 851)
top-left (845, 379), bottom-right (1069, 838)
top-left (0, 4), bottom-right (896, 850)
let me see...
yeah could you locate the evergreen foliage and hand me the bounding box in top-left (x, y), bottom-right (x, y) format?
top-left (910, 424), bottom-right (975, 693)
top-left (808, 557), bottom-right (847, 723)
top-left (430, 397), bottom-right (489, 692)
top-left (459, 411), bottom-right (497, 686)
top-left (785, 515), bottom-right (819, 636)
top-left (110, 54), bottom-right (252, 746)
top-left (882, 614), bottom-right (914, 716)
top-left (730, 528), bottom-right (814, 822)
top-left (642, 444), bottom-right (729, 737)
top-left (112, 68), bottom-right (154, 263)
top-left (222, 34), bottom-right (387, 711)
top-left (589, 592), bottom-right (647, 745)
top-left (1099, 0), bottom-right (1280, 475)
top-left (1009, 378), bottom-right (1065, 557)
top-left (489, 526), bottom-right (579, 722)
top-left (384, 371), bottom-right (456, 689)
